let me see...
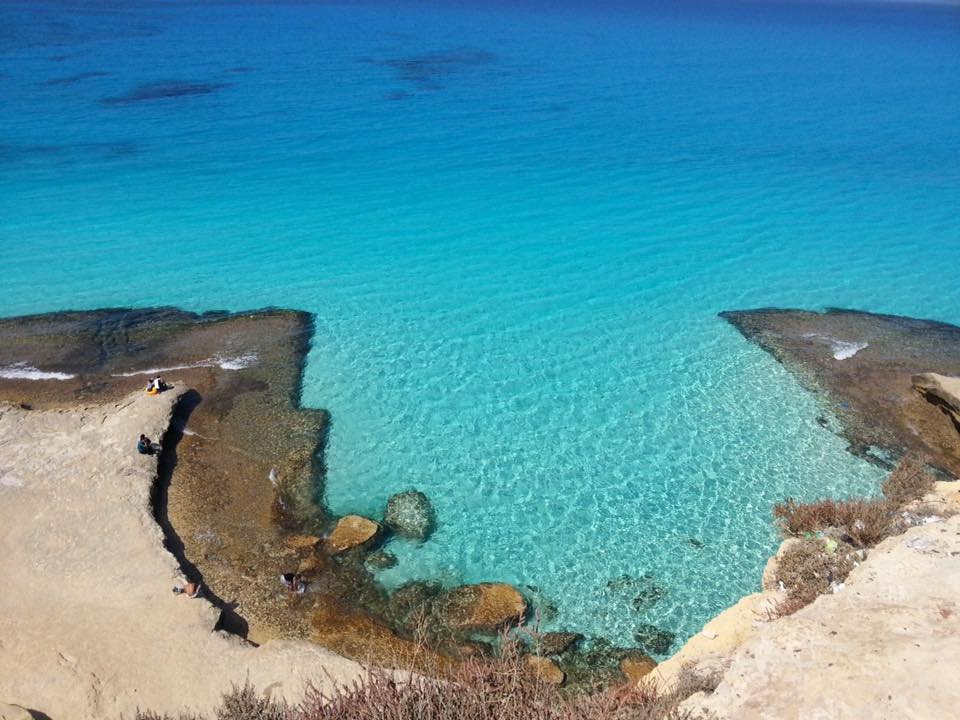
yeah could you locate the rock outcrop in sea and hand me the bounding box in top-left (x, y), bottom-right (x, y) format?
top-left (384, 489), bottom-right (436, 540)
top-left (720, 308), bottom-right (960, 475)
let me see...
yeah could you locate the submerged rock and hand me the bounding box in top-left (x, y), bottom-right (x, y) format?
top-left (633, 623), bottom-right (676, 656)
top-left (435, 583), bottom-right (527, 632)
top-left (326, 515), bottom-right (380, 554)
top-left (366, 550), bottom-right (398, 569)
top-left (384, 490), bottom-right (435, 540)
top-left (619, 653), bottom-right (658, 683)
top-left (538, 631), bottom-right (584, 656)
top-left (387, 580), bottom-right (444, 632)
top-left (631, 576), bottom-right (669, 611)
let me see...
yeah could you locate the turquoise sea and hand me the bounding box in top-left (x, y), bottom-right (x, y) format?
top-left (2, 0), bottom-right (959, 653)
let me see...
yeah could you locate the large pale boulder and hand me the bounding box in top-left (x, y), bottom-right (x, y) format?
top-left (436, 583), bottom-right (527, 632)
top-left (326, 515), bottom-right (380, 554)
top-left (0, 704), bottom-right (33, 720)
top-left (384, 490), bottom-right (435, 540)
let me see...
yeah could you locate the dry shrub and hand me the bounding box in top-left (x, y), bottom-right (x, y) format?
top-left (134, 681), bottom-right (283, 720)
top-left (137, 639), bottom-right (704, 720)
top-left (770, 537), bottom-right (857, 614)
top-left (882, 454), bottom-right (935, 506)
top-left (772, 498), bottom-right (894, 548)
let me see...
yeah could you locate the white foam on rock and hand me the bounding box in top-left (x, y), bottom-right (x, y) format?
top-left (830, 341), bottom-right (868, 360)
top-left (112, 353), bottom-right (258, 377)
top-left (0, 363), bottom-right (75, 381)
top-left (800, 333), bottom-right (868, 361)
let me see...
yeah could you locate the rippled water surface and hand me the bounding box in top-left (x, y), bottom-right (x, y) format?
top-left (2, 0), bottom-right (959, 653)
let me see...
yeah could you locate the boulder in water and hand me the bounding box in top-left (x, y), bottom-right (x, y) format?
top-left (538, 631), bottom-right (584, 656)
top-left (384, 489), bottom-right (435, 540)
top-left (326, 515), bottom-right (380, 554)
top-left (436, 582), bottom-right (527, 632)
top-left (633, 623), bottom-right (676, 656)
top-left (526, 655), bottom-right (566, 685)
top-left (619, 653), bottom-right (658, 683)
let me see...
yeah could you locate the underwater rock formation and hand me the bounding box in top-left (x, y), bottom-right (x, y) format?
top-left (384, 489), bottom-right (436, 540)
top-left (435, 583), bottom-right (528, 632)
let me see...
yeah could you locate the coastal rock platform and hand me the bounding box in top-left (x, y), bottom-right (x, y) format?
top-left (720, 308), bottom-right (960, 475)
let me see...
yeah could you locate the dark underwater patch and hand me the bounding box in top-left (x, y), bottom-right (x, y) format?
top-left (44, 71), bottom-right (110, 86)
top-left (101, 80), bottom-right (230, 105)
top-left (362, 49), bottom-right (496, 92)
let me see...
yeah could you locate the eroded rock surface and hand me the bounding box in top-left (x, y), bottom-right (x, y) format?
top-left (682, 513), bottom-right (960, 719)
top-left (913, 372), bottom-right (960, 433)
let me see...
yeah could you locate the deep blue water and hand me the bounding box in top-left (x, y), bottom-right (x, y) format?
top-left (2, 0), bottom-right (959, 654)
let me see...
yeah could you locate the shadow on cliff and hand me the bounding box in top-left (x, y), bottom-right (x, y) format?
top-left (152, 389), bottom-right (252, 641)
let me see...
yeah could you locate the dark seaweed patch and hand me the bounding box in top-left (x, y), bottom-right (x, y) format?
top-left (44, 71), bottom-right (110, 86)
top-left (363, 49), bottom-right (495, 92)
top-left (101, 80), bottom-right (230, 105)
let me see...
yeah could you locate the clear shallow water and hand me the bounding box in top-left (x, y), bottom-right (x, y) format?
top-left (2, 0), bottom-right (960, 653)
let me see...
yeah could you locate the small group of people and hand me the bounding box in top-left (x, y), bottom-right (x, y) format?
top-left (280, 572), bottom-right (308, 595)
top-left (145, 377), bottom-right (168, 395)
top-left (137, 433), bottom-right (157, 455)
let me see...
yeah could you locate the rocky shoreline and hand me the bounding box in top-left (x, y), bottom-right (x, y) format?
top-left (0, 307), bottom-right (655, 691)
top-left (650, 307), bottom-right (960, 717)
top-left (3, 304), bottom-right (960, 715)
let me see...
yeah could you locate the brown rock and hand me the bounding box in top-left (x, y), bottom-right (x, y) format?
top-left (284, 534), bottom-right (321, 551)
top-left (526, 655), bottom-right (566, 685)
top-left (437, 583), bottom-right (527, 631)
top-left (538, 631), bottom-right (584, 656)
top-left (619, 654), bottom-right (657, 683)
top-left (913, 373), bottom-right (960, 431)
top-left (326, 515), bottom-right (380, 554)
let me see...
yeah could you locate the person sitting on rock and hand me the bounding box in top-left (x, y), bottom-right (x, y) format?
top-left (137, 434), bottom-right (152, 455)
top-left (173, 581), bottom-right (202, 598)
top-left (280, 572), bottom-right (307, 595)
top-left (146, 377), bottom-right (166, 394)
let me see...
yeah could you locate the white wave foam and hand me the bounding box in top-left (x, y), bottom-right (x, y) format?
top-left (831, 341), bottom-right (868, 360)
top-left (0, 363), bottom-right (75, 381)
top-left (113, 353), bottom-right (258, 377)
top-left (215, 353), bottom-right (258, 370)
top-left (800, 333), bottom-right (868, 361)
